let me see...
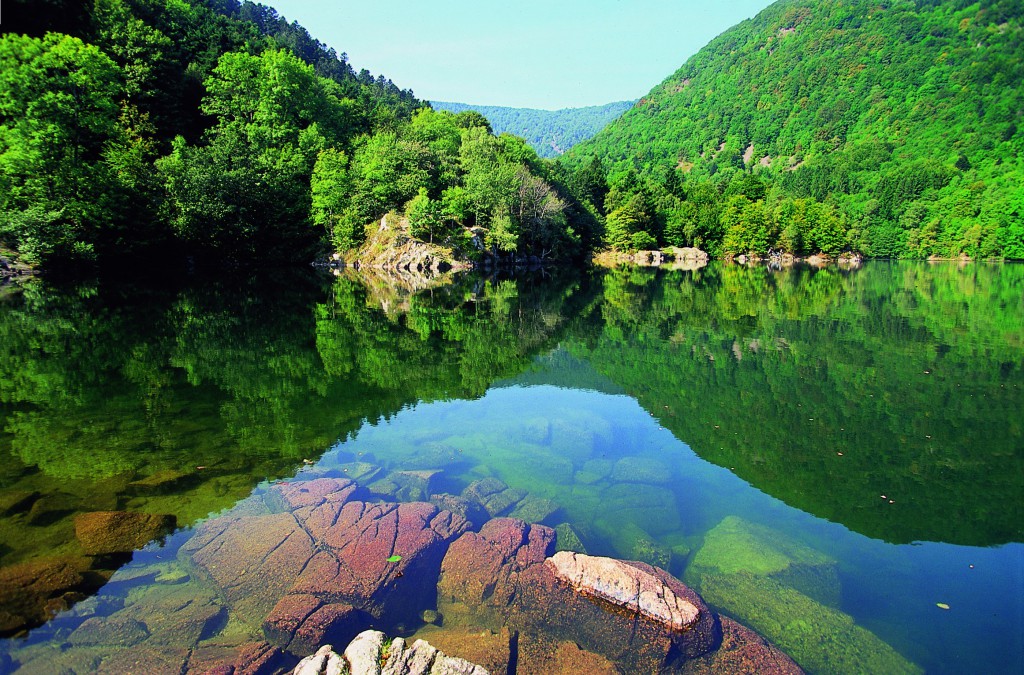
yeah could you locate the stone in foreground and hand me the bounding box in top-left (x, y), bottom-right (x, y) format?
top-left (291, 630), bottom-right (489, 675)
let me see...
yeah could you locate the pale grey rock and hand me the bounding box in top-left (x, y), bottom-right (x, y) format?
top-left (344, 630), bottom-right (385, 675)
top-left (547, 550), bottom-right (700, 631)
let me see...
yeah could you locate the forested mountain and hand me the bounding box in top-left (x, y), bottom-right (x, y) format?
top-left (431, 100), bottom-right (634, 158)
top-left (0, 0), bottom-right (589, 269)
top-left (565, 0), bottom-right (1024, 259)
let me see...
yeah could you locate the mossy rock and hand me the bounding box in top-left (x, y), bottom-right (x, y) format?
top-left (611, 456), bottom-right (672, 485)
top-left (575, 459), bottom-right (613, 485)
top-left (554, 523), bottom-right (588, 554)
top-left (694, 571), bottom-right (921, 675)
top-left (593, 519), bottom-right (671, 569)
top-left (689, 516), bottom-right (839, 606)
top-left (598, 483), bottom-right (680, 534)
top-left (510, 496), bottom-right (559, 524)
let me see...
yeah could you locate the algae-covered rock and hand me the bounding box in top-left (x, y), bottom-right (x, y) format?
top-left (611, 456), bottom-right (672, 485)
top-left (509, 496), bottom-right (558, 524)
top-left (689, 516), bottom-right (839, 607)
top-left (694, 572), bottom-right (921, 675)
top-left (554, 523), bottom-right (587, 554)
top-left (575, 459), bottom-right (612, 485)
top-left (597, 483), bottom-right (680, 534)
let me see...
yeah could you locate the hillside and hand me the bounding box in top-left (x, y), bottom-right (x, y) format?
top-left (432, 100), bottom-right (634, 158)
top-left (566, 0), bottom-right (1024, 259)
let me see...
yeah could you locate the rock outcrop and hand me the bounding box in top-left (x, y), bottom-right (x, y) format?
top-left (182, 477), bottom-right (470, 653)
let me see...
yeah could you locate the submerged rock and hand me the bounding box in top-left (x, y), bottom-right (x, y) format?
top-left (553, 522), bottom-right (587, 554)
top-left (686, 516), bottom-right (919, 674)
top-left (182, 477), bottom-right (469, 655)
top-left (0, 556), bottom-right (88, 636)
top-left (461, 478), bottom-right (526, 517)
top-left (682, 616), bottom-right (803, 675)
top-left (437, 518), bottom-right (722, 672)
top-left (74, 511), bottom-right (177, 556)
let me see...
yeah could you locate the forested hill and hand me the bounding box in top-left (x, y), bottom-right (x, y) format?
top-left (431, 100), bottom-right (634, 158)
top-left (0, 0), bottom-right (592, 269)
top-left (565, 0), bottom-right (1024, 259)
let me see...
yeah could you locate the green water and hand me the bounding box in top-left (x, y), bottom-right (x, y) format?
top-left (0, 262), bottom-right (1022, 673)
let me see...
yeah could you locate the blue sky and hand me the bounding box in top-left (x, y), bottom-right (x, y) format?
top-left (265, 0), bottom-right (776, 109)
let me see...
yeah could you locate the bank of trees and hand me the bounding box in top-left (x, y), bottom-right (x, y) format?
top-left (566, 0), bottom-right (1024, 259)
top-left (0, 0), bottom-right (590, 268)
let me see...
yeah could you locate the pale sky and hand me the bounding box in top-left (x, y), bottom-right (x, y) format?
top-left (264, 0), bottom-right (776, 109)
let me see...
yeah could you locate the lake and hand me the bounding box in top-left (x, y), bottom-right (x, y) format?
top-left (0, 261), bottom-right (1021, 674)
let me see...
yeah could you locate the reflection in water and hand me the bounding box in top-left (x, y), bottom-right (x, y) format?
top-left (0, 262), bottom-right (1021, 674)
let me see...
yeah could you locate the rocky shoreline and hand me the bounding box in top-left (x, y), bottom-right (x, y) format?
top-left (8, 476), bottom-right (805, 674)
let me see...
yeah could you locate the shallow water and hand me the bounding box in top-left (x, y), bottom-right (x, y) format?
top-left (0, 262), bottom-right (1022, 673)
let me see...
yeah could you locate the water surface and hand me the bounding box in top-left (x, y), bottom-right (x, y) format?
top-left (0, 262), bottom-right (1021, 673)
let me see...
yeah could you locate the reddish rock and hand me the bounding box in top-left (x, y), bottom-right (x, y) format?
top-left (181, 512), bottom-right (314, 621)
top-left (681, 616), bottom-right (804, 674)
top-left (181, 478), bottom-right (468, 652)
top-left (74, 511), bottom-right (177, 555)
top-left (290, 602), bottom-right (364, 656)
top-left (0, 556), bottom-right (87, 636)
top-left (437, 518), bottom-right (555, 630)
top-left (233, 641), bottom-right (294, 675)
top-left (291, 498), bottom-right (469, 622)
top-left (438, 518), bottom-right (723, 672)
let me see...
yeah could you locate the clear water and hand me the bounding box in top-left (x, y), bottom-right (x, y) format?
top-left (0, 262), bottom-right (1022, 674)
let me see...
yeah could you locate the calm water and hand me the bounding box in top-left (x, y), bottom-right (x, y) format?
top-left (0, 262), bottom-right (1022, 674)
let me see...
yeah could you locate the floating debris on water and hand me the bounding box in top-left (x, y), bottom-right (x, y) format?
top-left (936, 603), bottom-right (950, 610)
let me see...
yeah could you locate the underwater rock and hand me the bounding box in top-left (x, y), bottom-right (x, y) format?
top-left (437, 518), bottom-right (555, 630)
top-left (0, 556), bottom-right (88, 636)
top-left (515, 633), bottom-right (620, 675)
top-left (429, 494), bottom-right (489, 529)
top-left (263, 593), bottom-right (367, 655)
top-left (292, 630), bottom-right (489, 675)
top-left (681, 616), bottom-right (804, 674)
top-left (412, 626), bottom-right (511, 674)
top-left (0, 489), bottom-right (38, 516)
top-left (611, 456), bottom-right (672, 485)
top-left (126, 468), bottom-right (196, 494)
top-left (508, 496), bottom-right (558, 524)
top-left (68, 615), bottom-right (150, 647)
top-left (694, 571), bottom-right (920, 675)
top-left (183, 477), bottom-right (468, 646)
top-left (553, 522), bottom-right (587, 554)
top-left (25, 492), bottom-right (79, 525)
top-left (687, 516), bottom-right (840, 607)
top-left (74, 510), bottom-right (177, 555)
top-left (369, 470), bottom-right (439, 502)
top-left (337, 462), bottom-right (384, 484)
top-left (461, 478), bottom-right (526, 517)
top-left (438, 518), bottom-right (727, 672)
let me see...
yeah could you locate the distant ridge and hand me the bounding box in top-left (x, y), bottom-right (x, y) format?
top-left (431, 100), bottom-right (635, 158)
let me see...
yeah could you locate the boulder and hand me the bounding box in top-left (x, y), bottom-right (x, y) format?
top-left (74, 511), bottom-right (177, 555)
top-left (289, 630), bottom-right (489, 675)
top-left (681, 616), bottom-right (803, 674)
top-left (461, 478), bottom-right (525, 517)
top-left (182, 477), bottom-right (468, 648)
top-left (0, 490), bottom-right (38, 516)
top-left (0, 556), bottom-right (88, 636)
top-left (67, 616), bottom-right (150, 647)
top-left (437, 518), bottom-right (719, 672)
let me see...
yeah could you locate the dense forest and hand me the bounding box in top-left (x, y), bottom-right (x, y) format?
top-left (431, 100), bottom-right (634, 159)
top-left (565, 0), bottom-right (1024, 260)
top-left (0, 0), bottom-right (591, 269)
top-left (2, 0), bottom-right (1022, 268)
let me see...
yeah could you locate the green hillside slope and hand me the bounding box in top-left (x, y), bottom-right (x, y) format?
top-left (431, 100), bottom-right (634, 158)
top-left (567, 0), bottom-right (1024, 259)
